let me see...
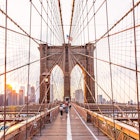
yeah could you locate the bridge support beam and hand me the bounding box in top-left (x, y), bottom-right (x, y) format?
top-left (38, 44), bottom-right (50, 104)
top-left (84, 43), bottom-right (95, 103)
top-left (63, 44), bottom-right (71, 100)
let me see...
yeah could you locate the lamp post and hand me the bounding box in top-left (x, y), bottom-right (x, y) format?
top-left (44, 76), bottom-right (49, 105)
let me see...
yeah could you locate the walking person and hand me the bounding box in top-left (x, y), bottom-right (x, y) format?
top-left (64, 101), bottom-right (69, 116)
top-left (59, 104), bottom-right (63, 118)
top-left (69, 103), bottom-right (71, 109)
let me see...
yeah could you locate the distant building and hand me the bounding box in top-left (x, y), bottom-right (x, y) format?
top-left (6, 84), bottom-right (13, 106)
top-left (102, 97), bottom-right (106, 104)
top-left (36, 81), bottom-right (40, 103)
top-left (74, 89), bottom-right (84, 103)
top-left (24, 96), bottom-right (27, 104)
top-left (20, 86), bottom-right (25, 104)
top-left (0, 94), bottom-right (4, 106)
top-left (97, 94), bottom-right (103, 104)
top-left (7, 89), bottom-right (17, 106)
top-left (30, 86), bottom-right (36, 103)
top-left (27, 84), bottom-right (31, 96)
top-left (18, 89), bottom-right (24, 105)
top-left (128, 99), bottom-right (133, 105)
top-left (12, 90), bottom-right (17, 105)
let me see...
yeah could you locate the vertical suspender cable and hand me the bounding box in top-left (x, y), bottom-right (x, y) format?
top-left (51, 1), bottom-right (54, 45)
top-left (40, 0), bottom-right (43, 135)
top-left (40, 0), bottom-right (43, 43)
top-left (105, 0), bottom-right (116, 139)
top-left (86, 0), bottom-right (89, 42)
top-left (132, 0), bottom-right (140, 139)
top-left (4, 1), bottom-right (8, 140)
top-left (80, 2), bottom-right (83, 46)
top-left (51, 0), bottom-right (54, 45)
top-left (93, 0), bottom-right (99, 135)
top-left (93, 0), bottom-right (97, 104)
top-left (82, 1), bottom-right (85, 45)
top-left (46, 1), bottom-right (48, 43)
top-left (75, 2), bottom-right (79, 45)
top-left (50, 1), bottom-right (52, 44)
top-left (26, 0), bottom-right (32, 138)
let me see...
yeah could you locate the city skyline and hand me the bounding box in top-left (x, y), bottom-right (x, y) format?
top-left (0, 84), bottom-right (36, 106)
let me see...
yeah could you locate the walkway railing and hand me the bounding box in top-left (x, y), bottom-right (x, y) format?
top-left (0, 105), bottom-right (59, 140)
top-left (74, 103), bottom-right (139, 140)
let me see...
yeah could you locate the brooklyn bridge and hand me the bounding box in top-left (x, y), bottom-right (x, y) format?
top-left (0, 0), bottom-right (140, 140)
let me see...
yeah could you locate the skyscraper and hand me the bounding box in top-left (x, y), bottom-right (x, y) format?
top-left (74, 89), bottom-right (84, 103)
top-left (36, 81), bottom-right (40, 103)
top-left (6, 84), bottom-right (13, 106)
top-left (20, 86), bottom-right (25, 104)
top-left (19, 89), bottom-right (24, 105)
top-left (30, 86), bottom-right (36, 103)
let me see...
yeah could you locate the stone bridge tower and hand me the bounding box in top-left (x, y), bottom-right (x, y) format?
top-left (38, 43), bottom-right (95, 103)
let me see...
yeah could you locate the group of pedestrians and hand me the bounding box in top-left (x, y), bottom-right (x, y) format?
top-left (59, 101), bottom-right (71, 117)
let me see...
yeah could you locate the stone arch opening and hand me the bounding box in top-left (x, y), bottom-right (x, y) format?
top-left (50, 65), bottom-right (64, 102)
top-left (70, 65), bottom-right (84, 103)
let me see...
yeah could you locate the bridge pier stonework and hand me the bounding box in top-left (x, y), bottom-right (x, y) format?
top-left (38, 43), bottom-right (95, 103)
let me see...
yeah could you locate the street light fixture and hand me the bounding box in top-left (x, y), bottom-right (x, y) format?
top-left (44, 77), bottom-right (49, 83)
top-left (42, 72), bottom-right (50, 83)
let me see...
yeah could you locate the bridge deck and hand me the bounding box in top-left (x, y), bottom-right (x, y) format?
top-left (33, 105), bottom-right (110, 140)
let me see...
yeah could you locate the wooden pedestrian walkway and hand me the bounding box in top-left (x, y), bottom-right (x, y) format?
top-left (33, 104), bottom-right (110, 140)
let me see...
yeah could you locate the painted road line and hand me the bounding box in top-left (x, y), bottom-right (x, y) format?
top-left (74, 107), bottom-right (98, 140)
top-left (67, 112), bottom-right (72, 140)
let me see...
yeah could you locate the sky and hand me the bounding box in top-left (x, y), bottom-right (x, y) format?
top-left (0, 0), bottom-right (140, 103)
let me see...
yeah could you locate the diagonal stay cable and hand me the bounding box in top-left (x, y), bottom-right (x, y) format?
top-left (71, 51), bottom-right (140, 73)
top-left (0, 52), bottom-right (63, 76)
top-left (0, 8), bottom-right (38, 45)
top-left (90, 0), bottom-right (140, 44)
top-left (70, 51), bottom-right (131, 136)
top-left (0, 48), bottom-right (65, 139)
top-left (70, 50), bottom-right (135, 126)
top-left (70, 51), bottom-right (103, 114)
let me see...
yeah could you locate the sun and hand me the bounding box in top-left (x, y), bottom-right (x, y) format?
top-left (7, 81), bottom-right (19, 92)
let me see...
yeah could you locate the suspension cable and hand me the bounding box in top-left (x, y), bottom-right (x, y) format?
top-left (71, 51), bottom-right (140, 73)
top-left (0, 48), bottom-right (65, 138)
top-left (70, 51), bottom-right (112, 100)
top-left (26, 1), bottom-right (32, 138)
top-left (0, 8), bottom-right (39, 44)
top-left (70, 49), bottom-right (135, 126)
top-left (93, 0), bottom-right (98, 103)
top-left (4, 1), bottom-right (8, 139)
top-left (0, 53), bottom-right (62, 76)
top-left (93, 0), bottom-right (140, 44)
top-left (132, 0), bottom-right (140, 138)
top-left (30, 1), bottom-right (62, 44)
top-left (58, 0), bottom-right (65, 43)
top-left (71, 0), bottom-right (106, 44)
top-left (105, 0), bottom-right (116, 139)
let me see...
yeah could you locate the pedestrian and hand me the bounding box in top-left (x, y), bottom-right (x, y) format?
top-left (69, 103), bottom-right (71, 109)
top-left (65, 105), bottom-right (68, 114)
top-left (59, 104), bottom-right (63, 117)
top-left (62, 102), bottom-right (66, 110)
top-left (65, 101), bottom-right (69, 114)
